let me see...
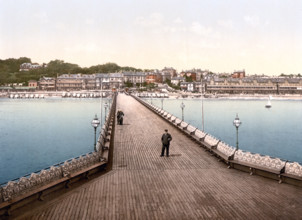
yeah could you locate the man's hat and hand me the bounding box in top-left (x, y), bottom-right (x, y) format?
top-left (165, 129), bottom-right (168, 132)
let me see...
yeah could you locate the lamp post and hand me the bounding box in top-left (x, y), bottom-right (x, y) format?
top-left (104, 102), bottom-right (108, 121)
top-left (180, 101), bottom-right (185, 121)
top-left (91, 114), bottom-right (100, 151)
top-left (233, 113), bottom-right (242, 150)
top-left (161, 98), bottom-right (164, 109)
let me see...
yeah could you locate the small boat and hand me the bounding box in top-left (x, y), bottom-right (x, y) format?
top-left (265, 96), bottom-right (272, 108)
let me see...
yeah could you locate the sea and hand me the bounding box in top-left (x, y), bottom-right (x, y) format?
top-left (0, 97), bottom-right (301, 184)
top-left (147, 97), bottom-right (302, 164)
top-left (0, 98), bottom-right (110, 184)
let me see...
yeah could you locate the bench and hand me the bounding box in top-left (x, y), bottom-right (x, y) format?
top-left (193, 129), bottom-right (206, 141)
top-left (202, 135), bottom-right (220, 150)
top-left (163, 112), bottom-right (168, 117)
top-left (281, 162), bottom-right (302, 183)
top-left (170, 116), bottom-right (176, 123)
top-left (174, 118), bottom-right (182, 126)
top-left (231, 150), bottom-right (286, 183)
top-left (211, 142), bottom-right (236, 163)
top-left (159, 109), bottom-right (165, 115)
top-left (186, 125), bottom-right (197, 135)
top-left (180, 121), bottom-right (189, 130)
top-left (0, 157), bottom-right (106, 214)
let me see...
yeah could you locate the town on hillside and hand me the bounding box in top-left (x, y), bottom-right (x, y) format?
top-left (1, 61), bottom-right (302, 95)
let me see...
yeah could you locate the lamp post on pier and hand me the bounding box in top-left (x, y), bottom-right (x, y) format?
top-left (161, 98), bottom-right (164, 109)
top-left (104, 102), bottom-right (108, 121)
top-left (180, 101), bottom-right (185, 121)
top-left (91, 114), bottom-right (100, 152)
top-left (233, 113), bottom-right (242, 150)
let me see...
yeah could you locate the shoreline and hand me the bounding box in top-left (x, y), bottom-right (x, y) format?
top-left (1, 91), bottom-right (302, 100)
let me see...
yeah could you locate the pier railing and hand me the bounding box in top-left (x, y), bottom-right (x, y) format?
top-left (0, 93), bottom-right (117, 215)
top-left (131, 94), bottom-right (302, 187)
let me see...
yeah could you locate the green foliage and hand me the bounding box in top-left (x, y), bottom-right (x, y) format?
top-left (124, 80), bottom-right (134, 87)
top-left (165, 78), bottom-right (180, 90)
top-left (184, 75), bottom-right (193, 82)
top-left (0, 57), bottom-right (143, 85)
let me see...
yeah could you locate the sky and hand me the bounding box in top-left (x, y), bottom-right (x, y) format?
top-left (1, 0), bottom-right (302, 75)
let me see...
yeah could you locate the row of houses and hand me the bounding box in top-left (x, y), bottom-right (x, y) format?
top-left (34, 72), bottom-right (161, 91)
top-left (3, 68), bottom-right (302, 94)
top-left (204, 77), bottom-right (302, 94)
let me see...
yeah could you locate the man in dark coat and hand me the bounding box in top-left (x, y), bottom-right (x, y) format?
top-left (161, 129), bottom-right (172, 157)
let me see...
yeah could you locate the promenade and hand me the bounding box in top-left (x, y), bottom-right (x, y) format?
top-left (18, 93), bottom-right (302, 219)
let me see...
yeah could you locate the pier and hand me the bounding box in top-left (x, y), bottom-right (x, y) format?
top-left (2, 93), bottom-right (302, 219)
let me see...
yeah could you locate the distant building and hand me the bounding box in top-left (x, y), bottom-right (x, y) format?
top-left (56, 74), bottom-right (83, 91)
top-left (232, 70), bottom-right (245, 78)
top-left (28, 80), bottom-right (38, 88)
top-left (205, 77), bottom-right (302, 94)
top-left (123, 72), bottom-right (146, 85)
top-left (20, 63), bottom-right (46, 71)
top-left (146, 72), bottom-right (162, 84)
top-left (171, 76), bottom-right (185, 85)
top-left (162, 67), bottom-right (177, 78)
top-left (180, 82), bottom-right (202, 92)
top-left (38, 77), bottom-right (56, 90)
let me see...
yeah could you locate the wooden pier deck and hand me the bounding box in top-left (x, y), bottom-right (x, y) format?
top-left (17, 93), bottom-right (302, 219)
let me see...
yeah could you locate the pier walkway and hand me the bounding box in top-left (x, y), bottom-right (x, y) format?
top-left (18, 93), bottom-right (302, 219)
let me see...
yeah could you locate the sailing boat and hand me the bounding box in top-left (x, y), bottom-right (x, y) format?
top-left (265, 96), bottom-right (272, 108)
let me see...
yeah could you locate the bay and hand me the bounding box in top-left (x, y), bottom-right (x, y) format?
top-left (0, 98), bottom-right (110, 184)
top-left (148, 98), bottom-right (302, 164)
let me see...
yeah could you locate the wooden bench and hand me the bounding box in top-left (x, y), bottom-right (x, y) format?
top-left (170, 116), bottom-right (177, 123)
top-left (193, 129), bottom-right (206, 141)
top-left (280, 162), bottom-right (302, 185)
top-left (180, 121), bottom-right (189, 130)
top-left (163, 112), bottom-right (168, 117)
top-left (174, 118), bottom-right (182, 126)
top-left (0, 160), bottom-right (107, 215)
top-left (211, 142), bottom-right (236, 163)
top-left (230, 150), bottom-right (286, 183)
top-left (159, 109), bottom-right (165, 115)
top-left (185, 125), bottom-right (197, 135)
top-left (202, 135), bottom-right (220, 150)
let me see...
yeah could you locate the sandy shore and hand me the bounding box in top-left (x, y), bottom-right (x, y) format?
top-left (1, 91), bottom-right (302, 100)
top-left (167, 92), bottom-right (302, 100)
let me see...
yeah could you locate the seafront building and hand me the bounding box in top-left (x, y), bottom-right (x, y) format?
top-left (205, 77), bottom-right (302, 94)
top-left (2, 67), bottom-right (302, 94)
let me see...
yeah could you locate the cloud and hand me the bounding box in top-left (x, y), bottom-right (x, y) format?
top-left (86, 18), bottom-right (95, 25)
top-left (33, 11), bottom-right (49, 24)
top-left (217, 20), bottom-right (233, 29)
top-left (64, 43), bottom-right (97, 53)
top-left (190, 22), bottom-right (212, 36)
top-left (135, 13), bottom-right (164, 27)
top-left (244, 15), bottom-right (260, 27)
top-left (174, 17), bottom-right (183, 24)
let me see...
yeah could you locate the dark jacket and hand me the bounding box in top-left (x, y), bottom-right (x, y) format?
top-left (162, 133), bottom-right (172, 145)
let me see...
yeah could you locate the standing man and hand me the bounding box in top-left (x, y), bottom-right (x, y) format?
top-left (161, 129), bottom-right (172, 157)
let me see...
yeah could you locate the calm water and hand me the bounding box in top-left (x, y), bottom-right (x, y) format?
top-left (0, 98), bottom-right (110, 184)
top-left (148, 98), bottom-right (302, 164)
